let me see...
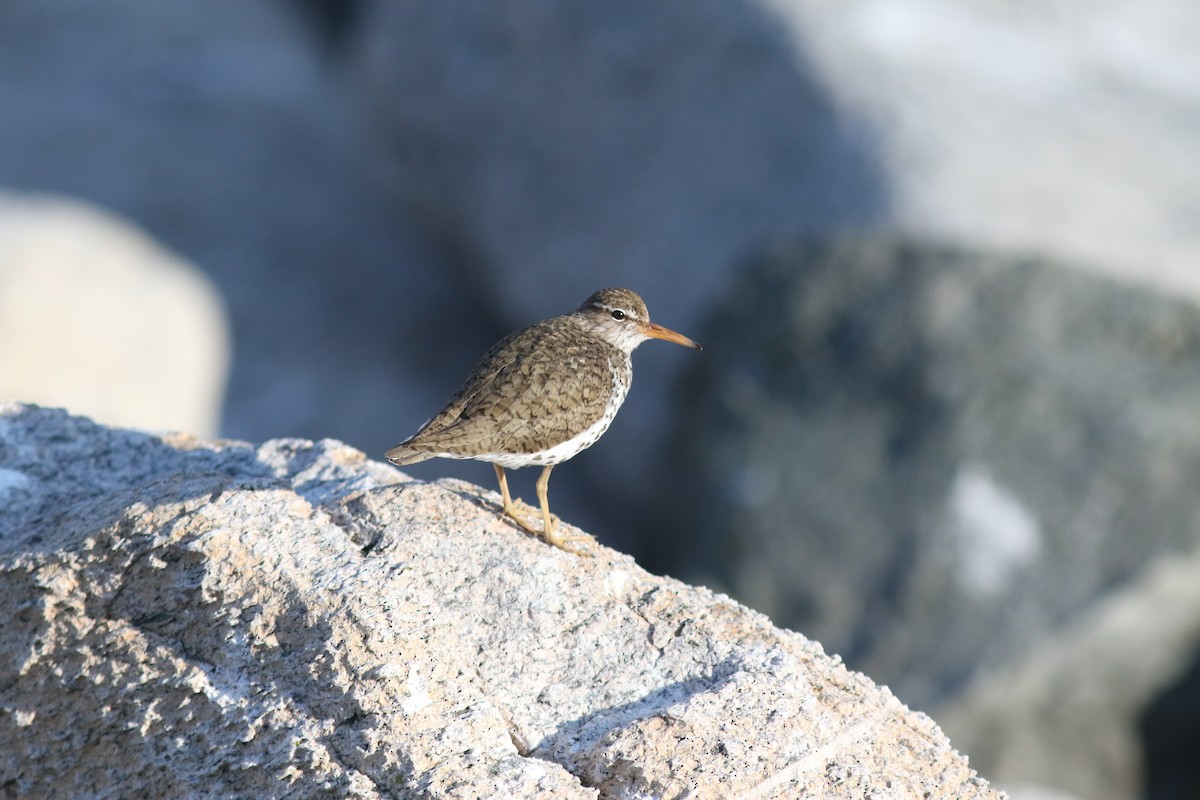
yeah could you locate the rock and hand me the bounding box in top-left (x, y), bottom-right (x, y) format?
top-left (0, 403), bottom-right (1000, 799)
top-left (646, 236), bottom-right (1200, 716)
top-left (0, 192), bottom-right (229, 436)
top-left (776, 0), bottom-right (1200, 300)
top-left (937, 545), bottom-right (1200, 800)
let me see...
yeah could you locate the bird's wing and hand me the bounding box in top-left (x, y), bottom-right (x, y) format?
top-left (401, 321), bottom-right (614, 457)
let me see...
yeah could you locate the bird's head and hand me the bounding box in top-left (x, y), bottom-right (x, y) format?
top-left (575, 288), bottom-right (701, 354)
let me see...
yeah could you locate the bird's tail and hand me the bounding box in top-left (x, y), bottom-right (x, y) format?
top-left (385, 444), bottom-right (432, 466)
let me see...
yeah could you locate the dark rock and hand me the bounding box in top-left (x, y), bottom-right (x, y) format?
top-left (648, 236), bottom-right (1200, 714)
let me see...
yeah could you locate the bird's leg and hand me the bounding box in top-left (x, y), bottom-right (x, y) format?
top-left (492, 463), bottom-right (536, 511)
top-left (494, 463), bottom-right (514, 513)
top-left (494, 463), bottom-right (531, 526)
top-left (493, 464), bottom-right (589, 555)
top-left (493, 464), bottom-right (543, 537)
top-left (535, 464), bottom-right (557, 535)
top-left (534, 465), bottom-right (592, 556)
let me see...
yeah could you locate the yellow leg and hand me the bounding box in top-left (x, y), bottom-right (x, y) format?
top-left (492, 463), bottom-right (590, 555)
top-left (535, 465), bottom-right (556, 538)
top-left (494, 463), bottom-right (515, 513)
top-left (493, 463), bottom-right (542, 534)
top-left (534, 465), bottom-right (592, 556)
top-left (493, 464), bottom-right (525, 523)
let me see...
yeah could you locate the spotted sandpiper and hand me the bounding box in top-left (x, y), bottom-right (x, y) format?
top-left (386, 287), bottom-right (701, 554)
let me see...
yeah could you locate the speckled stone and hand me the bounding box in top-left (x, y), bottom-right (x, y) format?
top-left (0, 404), bottom-right (1001, 800)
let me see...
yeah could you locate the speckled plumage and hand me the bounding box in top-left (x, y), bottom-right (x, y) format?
top-left (384, 314), bottom-right (629, 467)
top-left (386, 287), bottom-right (700, 554)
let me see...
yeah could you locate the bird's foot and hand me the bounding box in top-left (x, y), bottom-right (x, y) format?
top-left (540, 520), bottom-right (594, 557)
top-left (499, 504), bottom-right (592, 556)
top-left (499, 503), bottom-right (541, 535)
top-left (509, 497), bottom-right (539, 514)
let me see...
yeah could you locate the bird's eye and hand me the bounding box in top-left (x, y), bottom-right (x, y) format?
top-left (611, 309), bottom-right (626, 320)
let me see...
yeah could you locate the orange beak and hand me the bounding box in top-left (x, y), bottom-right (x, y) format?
top-left (644, 321), bottom-right (702, 350)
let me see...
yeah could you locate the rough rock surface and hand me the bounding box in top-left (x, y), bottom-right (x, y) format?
top-left (0, 192), bottom-right (229, 436)
top-left (648, 237), bottom-right (1200, 715)
top-left (0, 404), bottom-right (1000, 799)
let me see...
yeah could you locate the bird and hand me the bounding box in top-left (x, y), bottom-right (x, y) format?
top-left (386, 287), bottom-right (701, 555)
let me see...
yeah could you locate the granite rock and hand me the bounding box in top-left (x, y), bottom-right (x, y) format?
top-left (774, 0), bottom-right (1200, 299)
top-left (0, 403), bottom-right (999, 799)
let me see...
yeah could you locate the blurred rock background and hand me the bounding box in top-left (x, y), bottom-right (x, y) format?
top-left (2, 1), bottom-right (1199, 797)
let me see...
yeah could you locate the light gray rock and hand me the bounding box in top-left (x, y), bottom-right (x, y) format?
top-left (648, 237), bottom-right (1200, 718)
top-left (774, 0), bottom-right (1200, 300)
top-left (0, 192), bottom-right (229, 436)
top-left (0, 403), bottom-right (1000, 799)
